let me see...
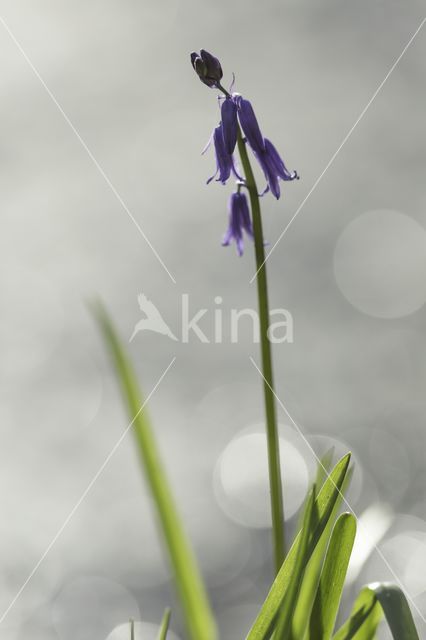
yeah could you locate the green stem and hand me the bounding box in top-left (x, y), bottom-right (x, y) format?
top-left (216, 82), bottom-right (285, 570)
top-left (236, 127), bottom-right (286, 572)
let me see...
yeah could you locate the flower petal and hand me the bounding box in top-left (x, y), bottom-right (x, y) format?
top-left (222, 191), bottom-right (253, 256)
top-left (264, 138), bottom-right (299, 181)
top-left (213, 125), bottom-right (232, 184)
top-left (237, 97), bottom-right (265, 153)
top-left (221, 99), bottom-right (238, 155)
top-left (239, 193), bottom-right (253, 237)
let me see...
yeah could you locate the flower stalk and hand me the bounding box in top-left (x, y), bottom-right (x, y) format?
top-left (215, 78), bottom-right (286, 570)
top-left (235, 126), bottom-right (286, 572)
top-left (192, 53), bottom-right (297, 574)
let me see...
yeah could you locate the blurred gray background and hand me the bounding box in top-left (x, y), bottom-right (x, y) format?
top-left (0, 0), bottom-right (425, 638)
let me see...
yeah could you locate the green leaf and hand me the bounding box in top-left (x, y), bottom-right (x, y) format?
top-left (309, 513), bottom-right (356, 640)
top-left (157, 608), bottom-right (172, 640)
top-left (315, 447), bottom-right (335, 489)
top-left (371, 583), bottom-right (419, 640)
top-left (292, 454), bottom-right (348, 640)
top-left (333, 583), bottom-right (420, 640)
top-left (333, 587), bottom-right (381, 640)
top-left (246, 453), bottom-right (351, 640)
top-left (274, 486), bottom-right (317, 640)
top-left (94, 304), bottom-right (217, 640)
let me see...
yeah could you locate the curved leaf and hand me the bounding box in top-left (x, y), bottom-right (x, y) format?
top-left (333, 583), bottom-right (419, 640)
top-left (309, 513), bottom-right (356, 640)
top-left (157, 608), bottom-right (172, 640)
top-left (333, 586), bottom-right (381, 640)
top-left (94, 304), bottom-right (217, 640)
top-left (293, 454), bottom-right (348, 639)
top-left (274, 487), bottom-right (316, 640)
top-left (246, 453), bottom-right (351, 640)
top-left (372, 583), bottom-right (420, 640)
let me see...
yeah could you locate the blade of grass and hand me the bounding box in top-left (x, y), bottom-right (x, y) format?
top-left (246, 453), bottom-right (351, 640)
top-left (130, 619), bottom-right (135, 640)
top-left (157, 608), bottom-right (172, 640)
top-left (333, 583), bottom-right (420, 640)
top-left (309, 513), bottom-right (356, 640)
top-left (315, 447), bottom-right (335, 489)
top-left (371, 583), bottom-right (420, 640)
top-left (332, 587), bottom-right (381, 640)
top-left (94, 304), bottom-right (217, 640)
top-left (292, 450), bottom-right (344, 639)
top-left (274, 486), bottom-right (317, 640)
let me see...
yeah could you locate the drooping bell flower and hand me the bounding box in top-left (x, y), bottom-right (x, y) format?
top-left (220, 98), bottom-right (238, 155)
top-left (235, 96), bottom-right (265, 153)
top-left (222, 191), bottom-right (253, 256)
top-left (253, 138), bottom-right (299, 199)
top-left (207, 124), bottom-right (241, 185)
top-left (236, 96), bottom-right (298, 198)
top-left (190, 49), bottom-right (223, 88)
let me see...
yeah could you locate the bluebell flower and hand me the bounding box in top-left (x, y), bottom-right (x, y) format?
top-left (207, 124), bottom-right (241, 185)
top-left (190, 50), bottom-right (223, 88)
top-left (220, 98), bottom-right (238, 155)
top-left (222, 191), bottom-right (253, 256)
top-left (235, 96), bottom-right (265, 153)
top-left (236, 96), bottom-right (299, 198)
top-left (253, 138), bottom-right (299, 199)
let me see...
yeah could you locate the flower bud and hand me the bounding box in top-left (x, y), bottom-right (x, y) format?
top-left (190, 49), bottom-right (223, 87)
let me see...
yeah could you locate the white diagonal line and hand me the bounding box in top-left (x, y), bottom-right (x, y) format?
top-left (250, 17), bottom-right (426, 283)
top-left (0, 357), bottom-right (176, 625)
top-left (0, 16), bottom-right (176, 284)
top-left (249, 356), bottom-right (426, 625)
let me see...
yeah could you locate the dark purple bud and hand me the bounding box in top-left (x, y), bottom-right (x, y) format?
top-left (190, 49), bottom-right (223, 88)
top-left (236, 97), bottom-right (265, 153)
top-left (221, 98), bottom-right (238, 155)
top-left (207, 124), bottom-right (242, 185)
top-left (222, 191), bottom-right (253, 256)
top-left (191, 53), bottom-right (207, 80)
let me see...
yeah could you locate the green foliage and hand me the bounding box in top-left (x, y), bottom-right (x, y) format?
top-left (309, 513), bottom-right (356, 640)
top-left (157, 608), bottom-right (172, 640)
top-left (95, 304), bottom-right (217, 640)
top-left (274, 487), bottom-right (317, 640)
top-left (97, 307), bottom-right (421, 640)
top-left (246, 453), bottom-right (351, 640)
top-left (333, 583), bottom-right (420, 640)
top-left (292, 450), bottom-right (340, 639)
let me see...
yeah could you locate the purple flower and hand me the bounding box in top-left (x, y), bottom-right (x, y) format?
top-left (222, 191), bottom-right (253, 256)
top-left (253, 138), bottom-right (299, 199)
top-left (221, 98), bottom-right (238, 155)
top-left (236, 97), bottom-right (265, 153)
top-left (207, 124), bottom-right (241, 185)
top-left (234, 95), bottom-right (299, 198)
top-left (190, 49), bottom-right (223, 88)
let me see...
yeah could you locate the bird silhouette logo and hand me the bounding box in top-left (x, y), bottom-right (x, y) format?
top-left (129, 294), bottom-right (178, 342)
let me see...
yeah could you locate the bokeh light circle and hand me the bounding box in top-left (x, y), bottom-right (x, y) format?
top-left (214, 427), bottom-right (309, 529)
top-left (333, 210), bottom-right (426, 318)
top-left (358, 514), bottom-right (426, 605)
